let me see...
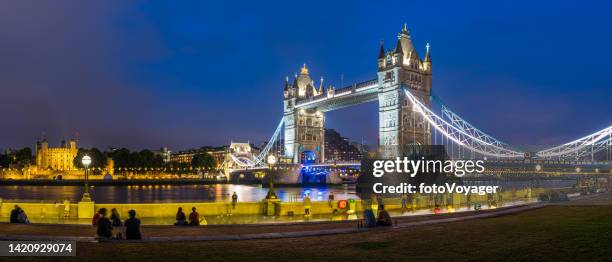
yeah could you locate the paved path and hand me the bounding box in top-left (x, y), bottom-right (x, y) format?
top-left (0, 202), bottom-right (547, 242)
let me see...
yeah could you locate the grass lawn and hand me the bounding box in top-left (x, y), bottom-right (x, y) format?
top-left (10, 204), bottom-right (612, 261)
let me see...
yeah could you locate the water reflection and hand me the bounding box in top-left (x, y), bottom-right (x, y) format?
top-left (0, 179), bottom-right (576, 203)
top-left (0, 184), bottom-right (360, 203)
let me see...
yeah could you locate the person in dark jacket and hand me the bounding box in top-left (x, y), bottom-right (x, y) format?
top-left (17, 208), bottom-right (29, 224)
top-left (9, 205), bottom-right (20, 223)
top-left (124, 210), bottom-right (141, 240)
top-left (231, 192), bottom-right (238, 209)
top-left (188, 207), bottom-right (200, 226)
top-left (328, 192), bottom-right (335, 208)
top-left (110, 208), bottom-right (122, 227)
top-left (175, 207), bottom-right (187, 226)
top-left (96, 208), bottom-right (113, 239)
top-left (376, 205), bottom-right (392, 226)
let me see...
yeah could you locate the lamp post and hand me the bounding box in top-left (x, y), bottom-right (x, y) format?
top-left (265, 154), bottom-right (277, 199)
top-left (81, 155), bottom-right (92, 201)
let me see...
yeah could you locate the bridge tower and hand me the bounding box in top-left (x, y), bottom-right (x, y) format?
top-left (283, 65), bottom-right (325, 164)
top-left (377, 24), bottom-right (432, 157)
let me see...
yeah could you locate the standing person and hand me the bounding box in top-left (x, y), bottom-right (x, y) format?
top-left (110, 208), bottom-right (122, 227)
top-left (96, 208), bottom-right (113, 239)
top-left (188, 207), bottom-right (200, 226)
top-left (17, 208), bottom-right (29, 224)
top-left (175, 207), bottom-right (187, 226)
top-left (303, 195), bottom-right (312, 216)
top-left (231, 192), bottom-right (238, 209)
top-left (63, 200), bottom-right (71, 218)
top-left (124, 210), bottom-right (141, 240)
top-left (466, 194), bottom-right (472, 210)
top-left (401, 193), bottom-right (408, 210)
top-left (487, 193), bottom-right (493, 206)
top-left (328, 192), bottom-right (335, 208)
top-left (408, 193), bottom-right (415, 212)
top-left (376, 194), bottom-right (384, 210)
top-left (9, 205), bottom-right (20, 223)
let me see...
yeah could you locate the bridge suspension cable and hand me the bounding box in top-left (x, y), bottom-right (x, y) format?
top-left (535, 125), bottom-right (612, 160)
top-left (403, 87), bottom-right (524, 158)
top-left (440, 105), bottom-right (511, 148)
top-left (229, 154), bottom-right (258, 167)
top-left (253, 117), bottom-right (285, 165)
top-left (229, 85), bottom-right (609, 165)
top-left (573, 139), bottom-right (611, 160)
top-left (226, 117), bottom-right (284, 168)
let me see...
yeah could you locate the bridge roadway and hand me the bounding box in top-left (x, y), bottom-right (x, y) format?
top-left (294, 79), bottom-right (378, 112)
top-left (228, 160), bottom-right (611, 177)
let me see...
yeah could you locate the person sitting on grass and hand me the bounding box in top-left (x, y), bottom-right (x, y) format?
top-left (189, 207), bottom-right (200, 226)
top-left (17, 208), bottom-right (30, 224)
top-left (110, 208), bottom-right (122, 227)
top-left (175, 207), bottom-right (187, 226)
top-left (92, 208), bottom-right (103, 226)
top-left (376, 205), bottom-right (392, 227)
top-left (96, 208), bottom-right (113, 239)
top-left (9, 205), bottom-right (20, 223)
top-left (363, 206), bottom-right (376, 228)
top-left (124, 209), bottom-right (141, 240)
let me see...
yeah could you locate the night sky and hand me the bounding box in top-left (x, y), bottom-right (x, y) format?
top-left (1, 1), bottom-right (610, 151)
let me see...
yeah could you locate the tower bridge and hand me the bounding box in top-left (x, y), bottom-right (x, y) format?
top-left (283, 24), bottom-right (433, 164)
top-left (227, 24), bottom-right (612, 176)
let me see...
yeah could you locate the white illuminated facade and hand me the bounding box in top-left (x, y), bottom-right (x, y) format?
top-left (284, 65), bottom-right (326, 163)
top-left (377, 24), bottom-right (432, 157)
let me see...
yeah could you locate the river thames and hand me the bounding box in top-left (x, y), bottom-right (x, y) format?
top-left (0, 179), bottom-right (576, 203)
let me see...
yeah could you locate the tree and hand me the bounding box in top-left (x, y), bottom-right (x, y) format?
top-left (0, 153), bottom-right (10, 168)
top-left (109, 148), bottom-right (131, 167)
top-left (129, 151), bottom-right (143, 167)
top-left (14, 147), bottom-right (34, 167)
top-left (139, 149), bottom-right (162, 168)
top-left (191, 153), bottom-right (216, 170)
top-left (74, 149), bottom-right (88, 168)
top-left (73, 148), bottom-right (107, 168)
top-left (89, 148), bottom-right (107, 168)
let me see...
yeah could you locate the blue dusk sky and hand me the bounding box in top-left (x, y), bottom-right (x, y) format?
top-left (0, 0), bottom-right (610, 151)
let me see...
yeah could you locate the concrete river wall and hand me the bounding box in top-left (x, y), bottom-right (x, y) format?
top-left (0, 188), bottom-right (545, 224)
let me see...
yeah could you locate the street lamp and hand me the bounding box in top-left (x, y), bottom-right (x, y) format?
top-left (265, 154), bottom-right (277, 199)
top-left (81, 155), bottom-right (92, 201)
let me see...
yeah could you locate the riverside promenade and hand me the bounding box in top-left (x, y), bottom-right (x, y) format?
top-left (0, 187), bottom-right (543, 225)
top-left (2, 190), bottom-right (606, 242)
top-left (0, 193), bottom-right (610, 261)
top-left (0, 202), bottom-right (546, 242)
